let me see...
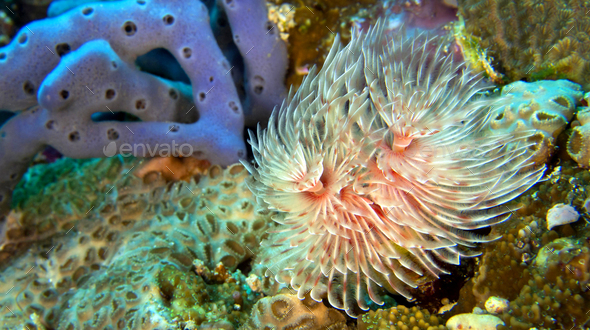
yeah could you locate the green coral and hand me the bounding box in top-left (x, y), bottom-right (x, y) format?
top-left (458, 0), bottom-right (590, 88)
top-left (157, 264), bottom-right (253, 328)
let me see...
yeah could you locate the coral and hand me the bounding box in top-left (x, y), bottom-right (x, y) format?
top-left (458, 0), bottom-right (590, 88)
top-left (134, 156), bottom-right (211, 182)
top-left (497, 237), bottom-right (590, 329)
top-left (0, 0), bottom-right (288, 217)
top-left (245, 23), bottom-right (544, 317)
top-left (0, 156), bottom-right (273, 329)
top-left (567, 93), bottom-right (590, 167)
top-left (240, 291), bottom-right (349, 330)
top-left (489, 80), bottom-right (583, 165)
top-left (358, 305), bottom-right (446, 330)
top-left (268, 0), bottom-right (378, 87)
top-left (157, 262), bottom-right (251, 328)
top-left (0, 10), bottom-right (14, 46)
top-left (451, 16), bottom-right (502, 83)
top-left (451, 161), bottom-right (590, 329)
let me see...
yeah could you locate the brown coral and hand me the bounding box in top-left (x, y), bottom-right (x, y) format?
top-left (240, 291), bottom-right (349, 330)
top-left (358, 305), bottom-right (447, 330)
top-left (458, 0), bottom-right (590, 88)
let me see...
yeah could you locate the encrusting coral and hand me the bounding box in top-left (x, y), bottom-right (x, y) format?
top-left (567, 92), bottom-right (590, 167)
top-left (0, 0), bottom-right (288, 218)
top-left (458, 0), bottom-right (590, 88)
top-left (358, 305), bottom-right (446, 330)
top-left (244, 22), bottom-right (545, 317)
top-left (489, 79), bottom-right (583, 165)
top-left (240, 291), bottom-right (349, 330)
top-left (451, 161), bottom-right (590, 329)
top-left (0, 156), bottom-right (274, 329)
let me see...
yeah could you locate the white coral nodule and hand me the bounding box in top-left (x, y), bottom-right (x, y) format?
top-left (242, 23), bottom-right (545, 317)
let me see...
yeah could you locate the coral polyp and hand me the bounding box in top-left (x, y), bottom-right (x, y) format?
top-left (244, 23), bottom-right (546, 317)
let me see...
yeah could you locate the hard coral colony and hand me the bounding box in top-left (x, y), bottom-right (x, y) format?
top-left (245, 24), bottom-right (545, 316)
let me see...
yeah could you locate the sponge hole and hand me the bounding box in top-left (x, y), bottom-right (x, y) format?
top-left (228, 101), bottom-right (239, 113)
top-left (82, 7), bottom-right (93, 15)
top-left (69, 131), bottom-right (80, 142)
top-left (182, 47), bottom-right (192, 59)
top-left (59, 90), bottom-right (69, 99)
top-left (265, 21), bottom-right (274, 34)
top-left (45, 120), bottom-right (55, 130)
top-left (18, 34), bottom-right (27, 44)
top-left (169, 89), bottom-right (179, 100)
top-left (0, 53), bottom-right (6, 60)
top-left (56, 43), bottom-right (71, 57)
top-left (137, 0), bottom-right (146, 4)
top-left (253, 75), bottom-right (265, 95)
top-left (107, 128), bottom-right (119, 140)
top-left (135, 99), bottom-right (147, 110)
top-left (105, 89), bottom-right (116, 100)
top-left (122, 21), bottom-right (137, 36)
top-left (163, 15), bottom-right (174, 25)
top-left (23, 81), bottom-right (35, 95)
top-left (198, 92), bottom-right (206, 102)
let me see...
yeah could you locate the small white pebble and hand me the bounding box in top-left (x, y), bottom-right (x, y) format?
top-left (583, 197), bottom-right (590, 213)
top-left (546, 203), bottom-right (579, 230)
top-left (447, 313), bottom-right (504, 330)
top-left (485, 296), bottom-right (510, 314)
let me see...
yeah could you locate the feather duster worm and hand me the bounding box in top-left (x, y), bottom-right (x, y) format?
top-left (243, 23), bottom-right (545, 317)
